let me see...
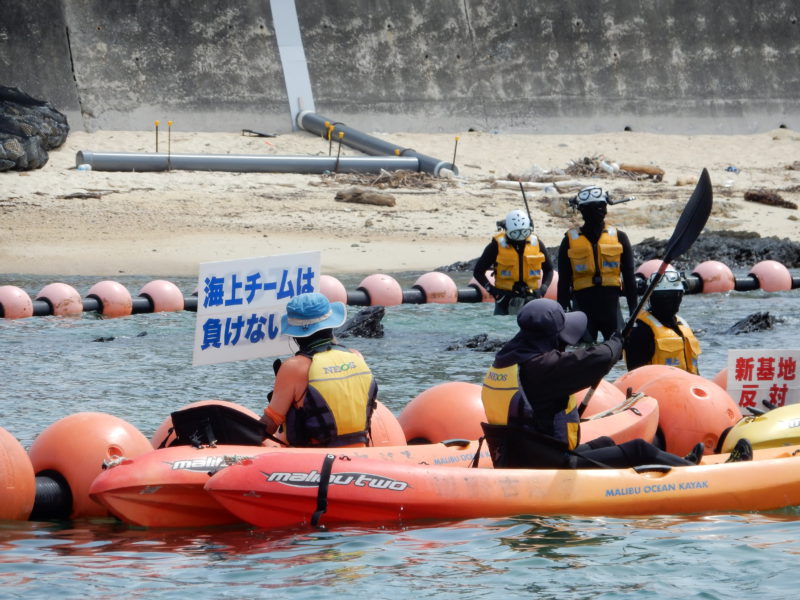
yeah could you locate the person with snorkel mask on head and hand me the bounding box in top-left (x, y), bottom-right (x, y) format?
top-left (473, 208), bottom-right (554, 315)
top-left (557, 185), bottom-right (638, 343)
top-left (259, 292), bottom-right (378, 448)
top-left (624, 269), bottom-right (702, 374)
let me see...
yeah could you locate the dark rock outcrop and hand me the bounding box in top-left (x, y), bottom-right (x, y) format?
top-left (336, 306), bottom-right (385, 338)
top-left (0, 85), bottom-right (69, 171)
top-left (724, 312), bottom-right (784, 335)
top-left (445, 333), bottom-right (506, 352)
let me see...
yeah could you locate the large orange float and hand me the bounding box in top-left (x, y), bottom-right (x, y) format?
top-left (0, 427), bottom-right (36, 520)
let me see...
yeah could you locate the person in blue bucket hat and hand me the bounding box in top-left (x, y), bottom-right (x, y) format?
top-left (259, 292), bottom-right (378, 447)
top-left (479, 299), bottom-right (744, 469)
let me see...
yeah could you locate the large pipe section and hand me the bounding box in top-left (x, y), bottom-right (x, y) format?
top-left (297, 111), bottom-right (458, 177)
top-left (75, 151), bottom-right (420, 174)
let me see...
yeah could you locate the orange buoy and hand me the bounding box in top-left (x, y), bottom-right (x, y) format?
top-left (636, 260), bottom-right (673, 279)
top-left (139, 279), bottom-right (184, 312)
top-left (358, 274), bottom-right (403, 306)
top-left (613, 364), bottom-right (691, 397)
top-left (319, 274), bottom-right (347, 304)
top-left (0, 285), bottom-right (33, 319)
top-left (369, 400), bottom-right (407, 446)
top-left (749, 260), bottom-right (792, 292)
top-left (468, 270), bottom-right (494, 303)
top-left (543, 270), bottom-right (559, 300)
top-left (0, 426), bottom-right (36, 520)
top-left (413, 272), bottom-right (458, 304)
top-left (86, 280), bottom-right (133, 318)
top-left (691, 260), bottom-right (735, 293)
top-left (35, 282), bottom-right (83, 316)
top-left (28, 412), bottom-right (153, 518)
top-left (398, 381), bottom-right (485, 443)
top-left (712, 367), bottom-right (728, 391)
top-left (575, 379), bottom-right (627, 417)
top-left (150, 399), bottom-right (263, 449)
top-left (637, 372), bottom-right (741, 456)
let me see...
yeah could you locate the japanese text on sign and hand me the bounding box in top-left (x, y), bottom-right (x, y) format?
top-left (193, 251), bottom-right (320, 366)
top-left (726, 349), bottom-right (800, 411)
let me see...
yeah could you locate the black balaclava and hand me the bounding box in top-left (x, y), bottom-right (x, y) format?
top-left (578, 203), bottom-right (607, 241)
top-left (649, 291), bottom-right (683, 324)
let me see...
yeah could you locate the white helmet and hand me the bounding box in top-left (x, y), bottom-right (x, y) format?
top-left (571, 185), bottom-right (610, 207)
top-left (649, 269), bottom-right (685, 293)
top-left (504, 209), bottom-right (532, 241)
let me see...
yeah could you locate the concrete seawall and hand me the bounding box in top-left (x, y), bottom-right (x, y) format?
top-left (2, 0), bottom-right (798, 134)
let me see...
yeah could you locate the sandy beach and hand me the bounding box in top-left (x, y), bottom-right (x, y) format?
top-left (2, 127), bottom-right (799, 277)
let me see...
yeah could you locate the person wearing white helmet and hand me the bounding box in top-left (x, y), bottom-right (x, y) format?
top-left (472, 208), bottom-right (554, 315)
top-left (624, 269), bottom-right (702, 373)
top-left (557, 185), bottom-right (638, 342)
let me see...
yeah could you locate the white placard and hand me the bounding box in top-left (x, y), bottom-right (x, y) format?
top-left (727, 349), bottom-right (800, 410)
top-left (193, 251), bottom-right (320, 366)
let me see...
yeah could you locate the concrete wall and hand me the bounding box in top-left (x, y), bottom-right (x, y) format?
top-left (1, 0), bottom-right (798, 134)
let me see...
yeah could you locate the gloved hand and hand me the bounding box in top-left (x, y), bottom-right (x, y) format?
top-left (606, 331), bottom-right (624, 362)
top-left (485, 283), bottom-right (505, 301)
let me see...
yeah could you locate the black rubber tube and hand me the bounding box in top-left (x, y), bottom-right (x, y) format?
top-left (30, 471), bottom-right (73, 521)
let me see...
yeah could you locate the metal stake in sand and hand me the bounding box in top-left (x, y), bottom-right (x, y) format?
top-left (334, 131), bottom-right (344, 172)
top-left (452, 136), bottom-right (460, 170)
top-left (167, 120), bottom-right (173, 171)
top-left (326, 122), bottom-right (334, 155)
top-left (154, 120), bottom-right (160, 152)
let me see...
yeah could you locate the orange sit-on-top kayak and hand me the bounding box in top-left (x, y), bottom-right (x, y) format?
top-left (204, 444), bottom-right (800, 530)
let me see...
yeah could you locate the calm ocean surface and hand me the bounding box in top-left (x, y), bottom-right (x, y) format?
top-left (1, 270), bottom-right (799, 599)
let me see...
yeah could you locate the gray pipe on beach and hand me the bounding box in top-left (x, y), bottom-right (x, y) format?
top-left (296, 111), bottom-right (458, 177)
top-left (75, 151), bottom-right (420, 173)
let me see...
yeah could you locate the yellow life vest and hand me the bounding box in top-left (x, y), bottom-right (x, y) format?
top-left (287, 348), bottom-right (376, 447)
top-left (636, 312), bottom-right (701, 374)
top-left (481, 364), bottom-right (580, 449)
top-left (492, 232), bottom-right (546, 292)
top-left (566, 227), bottom-right (623, 291)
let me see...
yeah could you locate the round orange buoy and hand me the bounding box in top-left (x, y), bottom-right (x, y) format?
top-left (150, 399), bottom-right (263, 449)
top-left (28, 412), bottom-right (152, 518)
top-left (575, 379), bottom-right (627, 417)
top-left (691, 260), bottom-right (735, 293)
top-left (0, 426), bottom-right (36, 520)
top-left (543, 270), bottom-right (559, 300)
top-left (139, 279), bottom-right (184, 312)
top-left (358, 274), bottom-right (403, 306)
top-left (749, 260), bottom-right (792, 292)
top-left (0, 285), bottom-right (33, 319)
top-left (35, 282), bottom-right (83, 316)
top-left (319, 275), bottom-right (347, 304)
top-left (413, 272), bottom-right (458, 304)
top-left (636, 260), bottom-right (673, 279)
top-left (397, 381), bottom-right (485, 443)
top-left (638, 372), bottom-right (741, 456)
top-left (369, 400), bottom-right (407, 446)
top-left (468, 271), bottom-right (494, 303)
top-left (87, 280), bottom-right (133, 318)
top-left (613, 364), bottom-right (691, 397)
top-left (712, 367), bottom-right (728, 391)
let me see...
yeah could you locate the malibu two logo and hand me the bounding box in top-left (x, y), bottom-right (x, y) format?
top-left (263, 470), bottom-right (409, 491)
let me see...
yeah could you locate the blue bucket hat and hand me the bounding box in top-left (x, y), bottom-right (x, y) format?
top-left (281, 292), bottom-right (347, 338)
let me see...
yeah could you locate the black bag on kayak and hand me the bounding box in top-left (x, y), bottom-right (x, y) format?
top-left (160, 404), bottom-right (267, 448)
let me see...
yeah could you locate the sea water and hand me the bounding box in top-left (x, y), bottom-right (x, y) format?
top-left (1, 271), bottom-right (799, 599)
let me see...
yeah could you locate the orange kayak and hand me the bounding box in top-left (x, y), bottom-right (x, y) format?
top-left (88, 440), bottom-right (491, 527)
top-left (204, 445), bottom-right (800, 529)
top-left (88, 395), bottom-right (658, 528)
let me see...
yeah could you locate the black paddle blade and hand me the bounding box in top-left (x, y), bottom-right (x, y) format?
top-left (663, 168), bottom-right (713, 263)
